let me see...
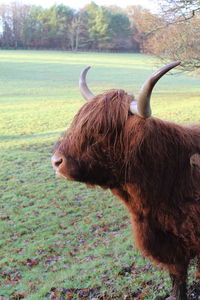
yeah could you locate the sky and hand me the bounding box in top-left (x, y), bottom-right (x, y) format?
top-left (0, 0), bottom-right (159, 12)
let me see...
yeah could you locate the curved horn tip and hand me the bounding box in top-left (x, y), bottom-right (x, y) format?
top-left (168, 60), bottom-right (181, 68)
top-left (173, 60), bottom-right (181, 65)
top-left (79, 66), bottom-right (94, 101)
top-left (152, 60), bottom-right (181, 79)
top-left (80, 66), bottom-right (91, 78)
top-left (84, 65), bottom-right (91, 72)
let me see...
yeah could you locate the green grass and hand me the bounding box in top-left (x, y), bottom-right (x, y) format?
top-left (0, 50), bottom-right (199, 299)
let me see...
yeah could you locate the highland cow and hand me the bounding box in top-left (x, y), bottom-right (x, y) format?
top-left (51, 62), bottom-right (200, 300)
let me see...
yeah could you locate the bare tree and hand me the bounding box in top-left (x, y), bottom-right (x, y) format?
top-left (146, 16), bottom-right (200, 71)
top-left (158, 0), bottom-right (200, 21)
top-left (68, 13), bottom-right (85, 51)
top-left (0, 2), bottom-right (31, 48)
top-left (143, 0), bottom-right (200, 73)
top-left (127, 5), bottom-right (164, 53)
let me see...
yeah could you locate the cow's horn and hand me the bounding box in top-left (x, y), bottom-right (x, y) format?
top-left (130, 61), bottom-right (181, 118)
top-left (79, 66), bottom-right (95, 101)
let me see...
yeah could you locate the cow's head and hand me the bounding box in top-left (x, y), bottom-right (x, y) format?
top-left (51, 62), bottom-right (180, 188)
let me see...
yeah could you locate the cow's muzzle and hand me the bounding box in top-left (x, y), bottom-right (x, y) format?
top-left (51, 152), bottom-right (67, 178)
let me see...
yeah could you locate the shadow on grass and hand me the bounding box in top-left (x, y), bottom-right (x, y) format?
top-left (0, 130), bottom-right (62, 141)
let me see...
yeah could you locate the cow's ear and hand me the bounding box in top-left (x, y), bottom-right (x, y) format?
top-left (190, 153), bottom-right (200, 169)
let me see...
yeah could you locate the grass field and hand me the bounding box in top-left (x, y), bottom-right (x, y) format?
top-left (0, 50), bottom-right (199, 299)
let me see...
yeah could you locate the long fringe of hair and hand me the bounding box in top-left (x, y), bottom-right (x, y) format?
top-left (59, 89), bottom-right (200, 207)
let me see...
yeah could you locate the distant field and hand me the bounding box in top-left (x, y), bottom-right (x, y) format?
top-left (0, 50), bottom-right (199, 299)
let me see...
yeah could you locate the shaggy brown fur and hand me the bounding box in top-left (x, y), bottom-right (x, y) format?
top-left (53, 89), bottom-right (200, 300)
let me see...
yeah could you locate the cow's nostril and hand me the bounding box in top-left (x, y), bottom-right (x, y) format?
top-left (55, 158), bottom-right (63, 167)
top-left (51, 155), bottom-right (63, 169)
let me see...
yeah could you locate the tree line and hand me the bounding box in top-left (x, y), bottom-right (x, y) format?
top-left (0, 1), bottom-right (199, 72)
top-left (0, 2), bottom-right (141, 51)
